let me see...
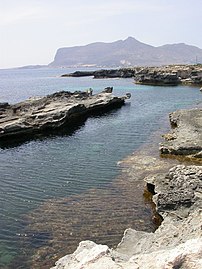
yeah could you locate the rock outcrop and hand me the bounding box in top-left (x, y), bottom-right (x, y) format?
top-left (62, 64), bottom-right (202, 86)
top-left (160, 108), bottom-right (202, 158)
top-left (135, 71), bottom-right (180, 86)
top-left (0, 89), bottom-right (127, 145)
top-left (61, 68), bottom-right (136, 79)
top-left (135, 65), bottom-right (202, 86)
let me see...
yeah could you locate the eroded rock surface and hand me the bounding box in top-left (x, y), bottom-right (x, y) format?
top-left (160, 108), bottom-right (202, 158)
top-left (0, 90), bottom-right (126, 144)
top-left (62, 68), bottom-right (136, 79)
top-left (62, 64), bottom-right (202, 86)
top-left (134, 65), bottom-right (202, 86)
top-left (135, 71), bottom-right (180, 86)
top-left (112, 165), bottom-right (202, 262)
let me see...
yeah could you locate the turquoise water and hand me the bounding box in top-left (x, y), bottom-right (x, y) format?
top-left (0, 68), bottom-right (201, 268)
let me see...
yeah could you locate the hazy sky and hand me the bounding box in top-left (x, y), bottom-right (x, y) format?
top-left (0, 0), bottom-right (201, 69)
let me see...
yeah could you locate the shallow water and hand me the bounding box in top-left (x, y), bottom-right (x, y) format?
top-left (0, 68), bottom-right (201, 268)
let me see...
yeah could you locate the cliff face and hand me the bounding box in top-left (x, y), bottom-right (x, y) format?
top-left (49, 37), bottom-right (202, 67)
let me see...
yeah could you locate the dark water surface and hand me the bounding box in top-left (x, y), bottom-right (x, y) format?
top-left (0, 68), bottom-right (201, 268)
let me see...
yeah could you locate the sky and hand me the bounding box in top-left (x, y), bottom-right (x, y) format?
top-left (0, 0), bottom-right (201, 69)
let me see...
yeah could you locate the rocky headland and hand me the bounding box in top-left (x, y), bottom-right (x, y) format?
top-left (51, 106), bottom-right (202, 268)
top-left (0, 89), bottom-right (128, 146)
top-left (62, 64), bottom-right (202, 87)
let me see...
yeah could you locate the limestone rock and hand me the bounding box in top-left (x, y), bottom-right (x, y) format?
top-left (62, 68), bottom-right (136, 79)
top-left (160, 108), bottom-right (202, 158)
top-left (0, 90), bottom-right (126, 145)
top-left (51, 241), bottom-right (113, 269)
top-left (135, 72), bottom-right (180, 86)
top-left (63, 65), bottom-right (202, 86)
top-left (129, 238), bottom-right (202, 269)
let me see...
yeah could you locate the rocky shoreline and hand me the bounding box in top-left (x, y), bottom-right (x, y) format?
top-left (62, 64), bottom-right (202, 86)
top-left (51, 107), bottom-right (202, 269)
top-left (160, 108), bottom-right (202, 158)
top-left (0, 89), bottom-right (128, 146)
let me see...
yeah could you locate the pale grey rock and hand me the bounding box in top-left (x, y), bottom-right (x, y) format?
top-left (51, 241), bottom-right (112, 269)
top-left (160, 108), bottom-right (202, 158)
top-left (0, 90), bottom-right (126, 145)
top-left (129, 238), bottom-right (202, 269)
top-left (51, 226), bottom-right (202, 269)
top-left (153, 165), bottom-right (202, 214)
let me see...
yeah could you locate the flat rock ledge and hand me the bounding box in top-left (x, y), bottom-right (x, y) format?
top-left (160, 108), bottom-right (202, 158)
top-left (0, 89), bottom-right (127, 145)
top-left (51, 164), bottom-right (202, 269)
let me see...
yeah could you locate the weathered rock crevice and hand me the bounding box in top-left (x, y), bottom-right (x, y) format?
top-left (146, 182), bottom-right (156, 195)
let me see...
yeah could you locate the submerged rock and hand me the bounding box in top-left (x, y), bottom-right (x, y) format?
top-left (51, 165), bottom-right (202, 269)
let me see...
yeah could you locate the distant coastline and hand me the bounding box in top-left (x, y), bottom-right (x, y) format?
top-left (61, 64), bottom-right (202, 87)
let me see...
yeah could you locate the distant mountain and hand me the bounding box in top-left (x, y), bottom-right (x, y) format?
top-left (49, 37), bottom-right (202, 67)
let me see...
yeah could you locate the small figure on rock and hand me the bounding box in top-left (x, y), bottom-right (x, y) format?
top-left (86, 88), bottom-right (93, 96)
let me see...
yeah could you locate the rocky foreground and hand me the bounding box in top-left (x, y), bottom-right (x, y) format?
top-left (51, 164), bottom-right (202, 269)
top-left (51, 108), bottom-right (202, 269)
top-left (0, 89), bottom-right (128, 145)
top-left (62, 64), bottom-right (202, 86)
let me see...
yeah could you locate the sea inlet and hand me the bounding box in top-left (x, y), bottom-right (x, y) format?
top-left (0, 67), bottom-right (201, 268)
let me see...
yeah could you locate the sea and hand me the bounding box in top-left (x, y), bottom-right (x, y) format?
top-left (0, 67), bottom-right (201, 268)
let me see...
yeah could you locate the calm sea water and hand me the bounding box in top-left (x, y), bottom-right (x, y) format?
top-left (0, 68), bottom-right (201, 268)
